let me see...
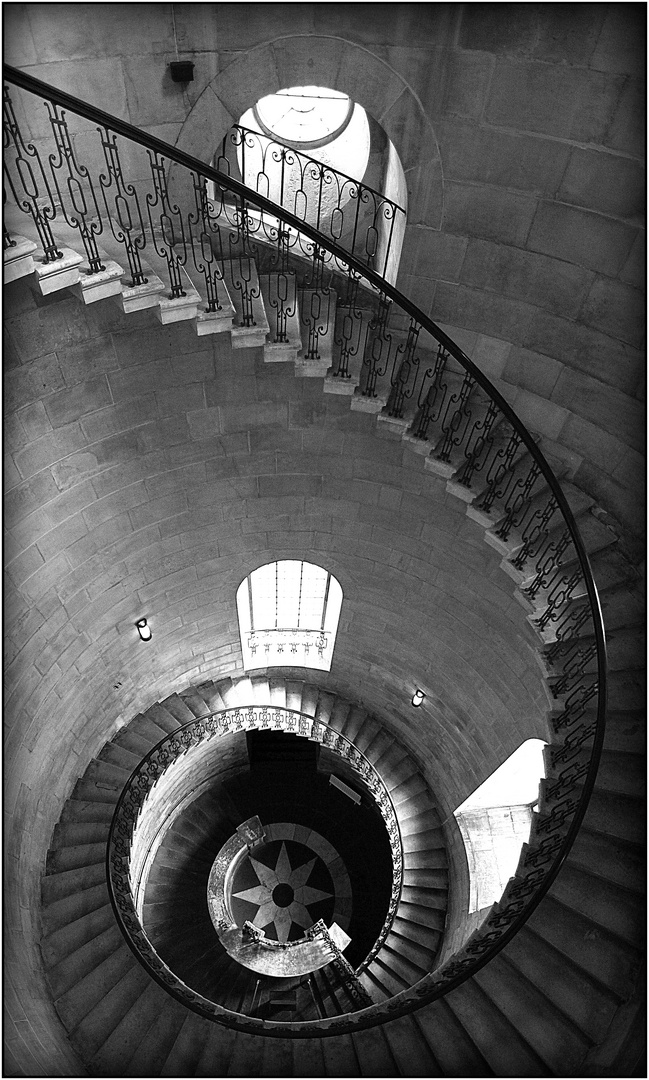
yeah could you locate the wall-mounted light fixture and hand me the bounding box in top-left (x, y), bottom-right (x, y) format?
top-left (135, 618), bottom-right (152, 642)
top-left (411, 688), bottom-right (425, 708)
top-left (169, 60), bottom-right (194, 83)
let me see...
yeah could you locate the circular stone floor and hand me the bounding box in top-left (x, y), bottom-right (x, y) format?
top-left (230, 823), bottom-right (352, 943)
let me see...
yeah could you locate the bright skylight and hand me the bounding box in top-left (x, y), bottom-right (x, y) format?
top-left (237, 561), bottom-right (343, 671)
top-left (255, 87), bottom-right (353, 145)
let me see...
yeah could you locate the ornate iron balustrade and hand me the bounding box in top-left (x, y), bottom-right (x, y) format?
top-left (216, 123), bottom-right (405, 283)
top-left (107, 705), bottom-right (403, 1027)
top-left (4, 64), bottom-right (607, 1035)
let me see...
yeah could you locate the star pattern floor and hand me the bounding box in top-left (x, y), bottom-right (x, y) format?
top-left (232, 840), bottom-right (334, 942)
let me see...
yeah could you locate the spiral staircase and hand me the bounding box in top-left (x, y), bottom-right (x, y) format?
top-left (4, 65), bottom-right (646, 1077)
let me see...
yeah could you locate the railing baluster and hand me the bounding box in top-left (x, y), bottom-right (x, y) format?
top-left (46, 100), bottom-right (104, 271)
top-left (511, 495), bottom-right (558, 569)
top-left (454, 401), bottom-right (501, 488)
top-left (493, 461), bottom-right (542, 542)
top-left (386, 319), bottom-right (420, 418)
top-left (145, 149), bottom-right (187, 299)
top-left (474, 431), bottom-right (522, 514)
top-left (3, 85), bottom-right (62, 261)
top-left (435, 371), bottom-right (475, 463)
top-left (412, 344), bottom-right (450, 440)
top-left (187, 173), bottom-right (224, 313)
top-left (98, 126), bottom-right (148, 287)
top-left (360, 292), bottom-right (393, 397)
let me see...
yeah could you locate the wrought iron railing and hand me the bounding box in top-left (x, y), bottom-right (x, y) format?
top-left (4, 65), bottom-right (607, 1036)
top-left (107, 705), bottom-right (402, 1029)
top-left (216, 123), bottom-right (405, 283)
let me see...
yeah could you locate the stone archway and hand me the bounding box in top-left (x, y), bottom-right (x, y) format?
top-left (173, 35), bottom-right (443, 238)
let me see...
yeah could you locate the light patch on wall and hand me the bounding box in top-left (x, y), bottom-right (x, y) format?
top-left (454, 738), bottom-right (546, 913)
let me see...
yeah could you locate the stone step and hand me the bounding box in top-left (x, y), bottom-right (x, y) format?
top-left (472, 951), bottom-right (591, 1075)
top-left (403, 866), bottom-right (449, 890)
top-left (82, 758), bottom-right (131, 790)
top-left (97, 740), bottom-right (142, 773)
top-left (261, 271), bottom-right (301, 362)
top-left (299, 682), bottom-right (320, 718)
top-left (46, 922), bottom-right (125, 1001)
top-left (129, 710), bottom-right (178, 744)
top-left (503, 925), bottom-right (619, 1044)
top-left (384, 928), bottom-right (438, 972)
top-left (391, 914), bottom-right (442, 953)
top-left (174, 243), bottom-right (236, 337)
top-left (180, 687), bottom-right (214, 718)
top-left (51, 820), bottom-right (110, 850)
top-left (358, 967), bottom-right (390, 1003)
top-left (68, 961), bottom-right (153, 1062)
top-left (400, 884), bottom-right (448, 910)
top-left (403, 845), bottom-right (448, 870)
top-left (549, 863), bottom-right (644, 947)
top-left (113, 725), bottom-right (158, 759)
top-left (296, 287), bottom-right (337, 376)
top-left (41, 903), bottom-right (117, 970)
top-left (595, 748), bottom-right (645, 797)
top-left (292, 1034), bottom-right (329, 1076)
top-left (193, 1022), bottom-right (239, 1078)
top-left (268, 678), bottom-right (289, 710)
top-left (42, 880), bottom-right (109, 937)
top-left (443, 977), bottom-right (547, 1076)
top-left (158, 693), bottom-right (199, 725)
top-left (351, 1027), bottom-right (399, 1078)
top-left (396, 900), bottom-right (447, 931)
top-left (580, 786), bottom-right (644, 845)
top-left (160, 1011), bottom-right (212, 1077)
top-left (527, 895), bottom-right (641, 1001)
top-left (223, 258), bottom-right (269, 348)
top-left (3, 233), bottom-right (38, 282)
top-left (413, 998), bottom-right (491, 1076)
top-left (70, 778), bottom-right (121, 806)
top-left (567, 827), bottom-right (644, 893)
top-left (46, 842), bottom-right (107, 875)
top-left (122, 992), bottom-right (189, 1077)
top-left (195, 680), bottom-right (229, 713)
top-left (401, 826), bottom-right (446, 852)
top-left (42, 861), bottom-right (107, 905)
top-left (367, 955), bottom-right (409, 997)
top-left (339, 704), bottom-right (371, 743)
top-left (55, 941), bottom-right (135, 1032)
top-left (377, 941), bottom-right (429, 985)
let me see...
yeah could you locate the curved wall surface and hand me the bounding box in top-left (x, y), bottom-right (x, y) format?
top-left (6, 3), bottom-right (645, 548)
top-left (3, 4), bottom-right (644, 1075)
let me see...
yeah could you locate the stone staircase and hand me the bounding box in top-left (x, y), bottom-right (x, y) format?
top-left (6, 133), bottom-right (645, 1076)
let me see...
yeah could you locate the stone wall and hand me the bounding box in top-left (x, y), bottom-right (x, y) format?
top-left (6, 4), bottom-right (644, 548)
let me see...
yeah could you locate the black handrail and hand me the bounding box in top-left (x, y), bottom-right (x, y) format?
top-left (5, 63), bottom-right (607, 1031)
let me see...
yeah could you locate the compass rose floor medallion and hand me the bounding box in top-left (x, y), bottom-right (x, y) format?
top-left (230, 823), bottom-right (352, 943)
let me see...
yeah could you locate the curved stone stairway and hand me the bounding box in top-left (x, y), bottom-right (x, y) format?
top-left (7, 196), bottom-right (645, 1075)
top-left (40, 623), bottom-right (644, 1076)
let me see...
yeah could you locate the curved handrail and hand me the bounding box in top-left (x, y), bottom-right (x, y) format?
top-left (5, 63), bottom-right (607, 1030)
top-left (227, 121), bottom-right (405, 219)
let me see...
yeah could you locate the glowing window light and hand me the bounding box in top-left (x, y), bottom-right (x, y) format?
top-left (237, 561), bottom-right (343, 672)
top-left (454, 739), bottom-right (547, 913)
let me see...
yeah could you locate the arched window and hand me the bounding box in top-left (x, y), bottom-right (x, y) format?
top-left (214, 85), bottom-right (407, 285)
top-left (454, 739), bottom-right (547, 913)
top-left (236, 561), bottom-right (343, 672)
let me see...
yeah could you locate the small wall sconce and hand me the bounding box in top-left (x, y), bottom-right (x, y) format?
top-left (169, 60), bottom-right (194, 83)
top-left (135, 618), bottom-right (152, 642)
top-left (411, 688), bottom-right (425, 708)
